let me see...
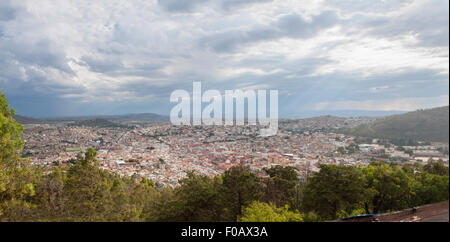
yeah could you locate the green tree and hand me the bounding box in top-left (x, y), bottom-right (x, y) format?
top-left (411, 172), bottom-right (449, 206)
top-left (337, 208), bottom-right (367, 219)
top-left (402, 162), bottom-right (422, 175)
top-left (301, 164), bottom-right (368, 220)
top-left (239, 201), bottom-right (303, 222)
top-left (221, 166), bottom-right (264, 221)
top-left (0, 91), bottom-right (24, 165)
top-left (0, 91), bottom-right (37, 221)
top-left (336, 147), bottom-right (346, 154)
top-left (156, 172), bottom-right (223, 221)
top-left (263, 165), bottom-right (299, 209)
top-left (423, 159), bottom-right (449, 176)
top-left (32, 166), bottom-right (66, 221)
top-left (363, 164), bottom-right (413, 213)
top-left (405, 149), bottom-right (414, 156)
top-left (131, 177), bottom-right (157, 221)
top-left (346, 143), bottom-right (359, 154)
top-left (61, 148), bottom-right (116, 221)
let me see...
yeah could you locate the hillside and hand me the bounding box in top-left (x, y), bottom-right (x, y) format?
top-left (100, 113), bottom-right (169, 122)
top-left (344, 106), bottom-right (449, 143)
top-left (13, 115), bottom-right (43, 124)
top-left (44, 113), bottom-right (169, 123)
top-left (68, 118), bottom-right (127, 128)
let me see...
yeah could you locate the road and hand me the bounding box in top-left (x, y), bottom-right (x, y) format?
top-left (420, 213), bottom-right (449, 222)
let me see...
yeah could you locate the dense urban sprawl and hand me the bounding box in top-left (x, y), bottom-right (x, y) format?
top-left (22, 116), bottom-right (449, 186)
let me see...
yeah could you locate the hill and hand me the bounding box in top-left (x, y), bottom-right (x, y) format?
top-left (44, 113), bottom-right (168, 123)
top-left (68, 118), bottom-right (127, 128)
top-left (344, 106), bottom-right (449, 143)
top-left (100, 113), bottom-right (169, 122)
top-left (13, 115), bottom-right (43, 124)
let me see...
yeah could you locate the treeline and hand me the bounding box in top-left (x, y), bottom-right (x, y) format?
top-left (1, 91), bottom-right (449, 222)
top-left (1, 149), bottom-right (448, 222)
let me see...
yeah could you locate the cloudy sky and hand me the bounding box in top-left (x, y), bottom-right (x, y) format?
top-left (0, 0), bottom-right (448, 118)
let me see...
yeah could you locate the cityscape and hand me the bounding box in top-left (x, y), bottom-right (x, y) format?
top-left (22, 115), bottom-right (449, 187)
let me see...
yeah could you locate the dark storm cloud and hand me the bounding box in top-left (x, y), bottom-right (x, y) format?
top-left (3, 39), bottom-right (74, 74)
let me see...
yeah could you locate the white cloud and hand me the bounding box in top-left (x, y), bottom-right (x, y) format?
top-left (0, 0), bottom-right (448, 116)
top-left (314, 95), bottom-right (449, 111)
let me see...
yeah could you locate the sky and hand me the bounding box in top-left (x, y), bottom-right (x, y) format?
top-left (0, 0), bottom-right (448, 118)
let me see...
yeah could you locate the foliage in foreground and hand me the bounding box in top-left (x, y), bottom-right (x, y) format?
top-left (239, 201), bottom-right (303, 222)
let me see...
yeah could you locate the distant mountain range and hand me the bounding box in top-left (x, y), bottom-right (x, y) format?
top-left (14, 115), bottom-right (44, 124)
top-left (344, 106), bottom-right (449, 143)
top-left (284, 110), bottom-right (406, 118)
top-left (14, 113), bottom-right (169, 124)
top-left (15, 106), bottom-right (450, 144)
top-left (68, 118), bottom-right (127, 128)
